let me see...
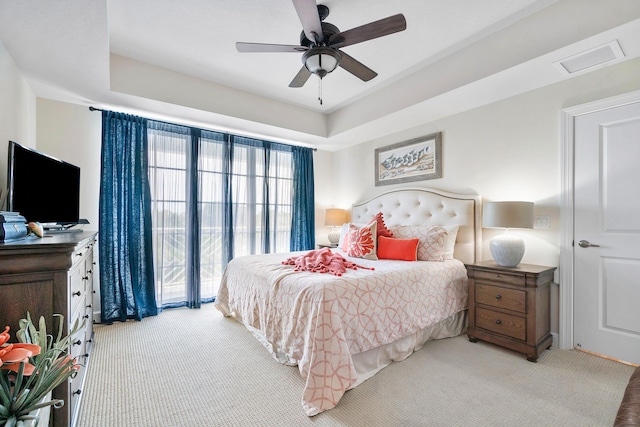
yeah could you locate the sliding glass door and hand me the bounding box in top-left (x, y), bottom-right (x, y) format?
top-left (148, 124), bottom-right (298, 309)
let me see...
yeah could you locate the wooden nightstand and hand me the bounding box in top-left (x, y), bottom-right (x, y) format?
top-left (466, 261), bottom-right (556, 362)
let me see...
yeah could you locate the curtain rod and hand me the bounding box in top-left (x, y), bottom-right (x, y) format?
top-left (89, 106), bottom-right (318, 151)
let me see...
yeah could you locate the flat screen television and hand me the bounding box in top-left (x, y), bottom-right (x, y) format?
top-left (7, 141), bottom-right (81, 225)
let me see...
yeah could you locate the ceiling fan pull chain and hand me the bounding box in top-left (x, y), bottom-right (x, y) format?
top-left (318, 77), bottom-right (323, 105)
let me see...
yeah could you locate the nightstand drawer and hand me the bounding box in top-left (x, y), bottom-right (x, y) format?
top-left (475, 307), bottom-right (526, 341)
top-left (473, 270), bottom-right (525, 287)
top-left (475, 283), bottom-right (526, 313)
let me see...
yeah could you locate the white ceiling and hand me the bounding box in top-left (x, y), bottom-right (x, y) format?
top-left (1, 0), bottom-right (640, 150)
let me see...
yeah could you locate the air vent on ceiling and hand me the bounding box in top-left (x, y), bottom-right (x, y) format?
top-left (554, 40), bottom-right (625, 75)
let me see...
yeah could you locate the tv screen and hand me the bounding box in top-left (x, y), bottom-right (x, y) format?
top-left (7, 141), bottom-right (81, 225)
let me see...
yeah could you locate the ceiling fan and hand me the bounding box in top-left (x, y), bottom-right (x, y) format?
top-left (236, 0), bottom-right (407, 103)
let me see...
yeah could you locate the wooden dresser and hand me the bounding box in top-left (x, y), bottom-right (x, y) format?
top-left (466, 261), bottom-right (556, 362)
top-left (0, 231), bottom-right (97, 427)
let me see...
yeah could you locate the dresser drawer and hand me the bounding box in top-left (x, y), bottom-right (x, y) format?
top-left (69, 333), bottom-right (85, 360)
top-left (69, 294), bottom-right (84, 329)
top-left (473, 269), bottom-right (525, 287)
top-left (475, 283), bottom-right (526, 313)
top-left (475, 307), bottom-right (526, 341)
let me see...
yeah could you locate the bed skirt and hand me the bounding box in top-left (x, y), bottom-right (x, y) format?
top-left (232, 309), bottom-right (467, 390)
top-left (349, 309), bottom-right (467, 389)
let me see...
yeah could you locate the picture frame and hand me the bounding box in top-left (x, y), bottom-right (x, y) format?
top-left (374, 132), bottom-right (442, 186)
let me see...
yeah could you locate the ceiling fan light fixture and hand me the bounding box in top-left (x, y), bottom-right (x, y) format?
top-left (302, 47), bottom-right (341, 78)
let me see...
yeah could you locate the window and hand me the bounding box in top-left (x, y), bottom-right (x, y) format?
top-left (148, 123), bottom-right (297, 308)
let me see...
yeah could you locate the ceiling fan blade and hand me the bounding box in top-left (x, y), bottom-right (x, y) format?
top-left (289, 66), bottom-right (312, 87)
top-left (338, 52), bottom-right (377, 82)
top-left (292, 0), bottom-right (324, 43)
top-left (329, 14), bottom-right (406, 49)
top-left (236, 42), bottom-right (308, 53)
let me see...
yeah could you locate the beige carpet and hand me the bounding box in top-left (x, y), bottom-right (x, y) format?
top-left (76, 304), bottom-right (634, 427)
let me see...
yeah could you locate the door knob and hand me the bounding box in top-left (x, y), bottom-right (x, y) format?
top-left (578, 240), bottom-right (600, 248)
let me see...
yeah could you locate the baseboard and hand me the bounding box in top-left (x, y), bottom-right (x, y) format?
top-left (550, 332), bottom-right (559, 349)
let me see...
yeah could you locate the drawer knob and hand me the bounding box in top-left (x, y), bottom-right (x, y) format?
top-left (76, 252), bottom-right (83, 257)
top-left (495, 319), bottom-right (502, 325)
top-left (73, 389), bottom-right (82, 396)
top-left (82, 276), bottom-right (89, 281)
top-left (72, 339), bottom-right (82, 346)
top-left (72, 291), bottom-right (81, 297)
top-left (495, 294), bottom-right (502, 300)
top-left (83, 314), bottom-right (90, 319)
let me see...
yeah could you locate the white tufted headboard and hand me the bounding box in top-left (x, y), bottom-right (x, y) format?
top-left (351, 188), bottom-right (482, 264)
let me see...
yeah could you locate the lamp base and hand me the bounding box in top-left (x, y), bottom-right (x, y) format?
top-left (490, 234), bottom-right (525, 267)
top-left (328, 227), bottom-right (340, 245)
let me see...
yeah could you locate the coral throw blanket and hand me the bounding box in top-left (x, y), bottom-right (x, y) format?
top-left (281, 247), bottom-right (374, 276)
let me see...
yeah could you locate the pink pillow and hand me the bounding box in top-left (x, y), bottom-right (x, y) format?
top-left (391, 225), bottom-right (447, 261)
top-left (371, 212), bottom-right (394, 239)
top-left (377, 236), bottom-right (418, 261)
top-left (346, 222), bottom-right (378, 260)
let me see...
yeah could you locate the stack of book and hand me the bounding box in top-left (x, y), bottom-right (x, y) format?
top-left (0, 211), bottom-right (28, 242)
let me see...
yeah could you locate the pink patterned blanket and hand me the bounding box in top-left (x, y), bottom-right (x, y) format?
top-left (281, 247), bottom-right (374, 276)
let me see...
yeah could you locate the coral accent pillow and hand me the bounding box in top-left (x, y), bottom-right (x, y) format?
top-left (391, 225), bottom-right (448, 261)
top-left (377, 236), bottom-right (419, 261)
top-left (370, 212), bottom-right (394, 239)
top-left (346, 221), bottom-right (378, 260)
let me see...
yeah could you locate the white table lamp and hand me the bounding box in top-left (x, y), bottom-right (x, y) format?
top-left (483, 201), bottom-right (534, 267)
top-left (324, 208), bottom-right (347, 245)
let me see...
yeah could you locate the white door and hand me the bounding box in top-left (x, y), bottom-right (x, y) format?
top-left (573, 101), bottom-right (640, 365)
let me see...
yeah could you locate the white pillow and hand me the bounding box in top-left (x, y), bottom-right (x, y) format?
top-left (442, 225), bottom-right (459, 260)
top-left (338, 222), bottom-right (365, 249)
top-left (391, 225), bottom-right (447, 262)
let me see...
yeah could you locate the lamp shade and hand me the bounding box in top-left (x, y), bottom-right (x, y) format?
top-left (483, 201), bottom-right (534, 229)
top-left (324, 208), bottom-right (347, 227)
top-left (483, 201), bottom-right (534, 268)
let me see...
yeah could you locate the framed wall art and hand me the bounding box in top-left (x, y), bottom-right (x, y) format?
top-left (374, 132), bottom-right (442, 186)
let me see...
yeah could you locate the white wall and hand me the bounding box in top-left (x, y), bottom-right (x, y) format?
top-left (35, 100), bottom-right (102, 229)
top-left (312, 149), bottom-right (336, 245)
top-left (329, 57), bottom-right (640, 336)
top-left (0, 41), bottom-right (36, 202)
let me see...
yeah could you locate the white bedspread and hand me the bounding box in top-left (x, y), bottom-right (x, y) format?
top-left (214, 250), bottom-right (468, 416)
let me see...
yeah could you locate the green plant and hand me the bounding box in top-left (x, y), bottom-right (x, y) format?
top-left (0, 313), bottom-right (82, 427)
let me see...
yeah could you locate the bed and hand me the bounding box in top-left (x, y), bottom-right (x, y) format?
top-left (214, 187), bottom-right (482, 416)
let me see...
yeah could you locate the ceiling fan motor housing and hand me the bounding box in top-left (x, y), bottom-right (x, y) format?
top-left (299, 22), bottom-right (340, 48)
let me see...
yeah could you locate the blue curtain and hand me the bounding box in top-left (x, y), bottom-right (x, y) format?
top-left (99, 111), bottom-right (158, 322)
top-left (291, 145), bottom-right (315, 251)
top-left (186, 129), bottom-right (201, 308)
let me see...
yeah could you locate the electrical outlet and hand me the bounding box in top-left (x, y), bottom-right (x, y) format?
top-left (534, 215), bottom-right (550, 229)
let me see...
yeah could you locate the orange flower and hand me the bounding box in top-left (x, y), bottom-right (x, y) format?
top-left (56, 354), bottom-right (81, 373)
top-left (0, 326), bottom-right (41, 375)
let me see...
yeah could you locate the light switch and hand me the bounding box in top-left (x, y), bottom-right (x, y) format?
top-left (534, 215), bottom-right (550, 229)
